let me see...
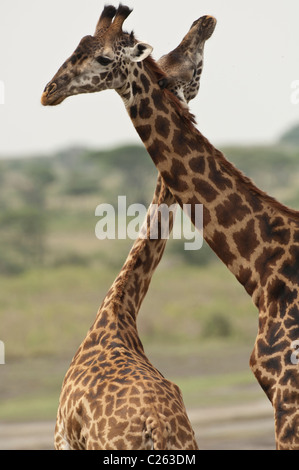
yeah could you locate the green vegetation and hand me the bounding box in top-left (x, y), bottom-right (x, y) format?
top-left (1, 135), bottom-right (299, 277)
top-left (279, 122), bottom-right (299, 147)
top-left (0, 126), bottom-right (299, 422)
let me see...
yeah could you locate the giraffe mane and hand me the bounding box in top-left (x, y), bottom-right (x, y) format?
top-left (144, 55), bottom-right (299, 222)
top-left (214, 146), bottom-right (299, 220)
top-left (144, 55), bottom-right (197, 132)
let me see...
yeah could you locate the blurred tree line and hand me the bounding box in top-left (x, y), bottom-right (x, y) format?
top-left (0, 161), bottom-right (55, 274)
top-left (0, 121), bottom-right (298, 276)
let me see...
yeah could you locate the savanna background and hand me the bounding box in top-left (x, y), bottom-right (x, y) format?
top-left (1, 0), bottom-right (299, 450)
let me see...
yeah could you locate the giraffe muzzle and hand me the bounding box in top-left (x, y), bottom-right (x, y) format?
top-left (41, 82), bottom-right (65, 106)
top-left (196, 15), bottom-right (217, 41)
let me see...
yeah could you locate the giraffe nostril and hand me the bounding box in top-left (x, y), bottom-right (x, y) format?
top-left (47, 82), bottom-right (57, 95)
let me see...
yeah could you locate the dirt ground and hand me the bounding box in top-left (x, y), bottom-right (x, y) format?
top-left (0, 400), bottom-right (275, 450)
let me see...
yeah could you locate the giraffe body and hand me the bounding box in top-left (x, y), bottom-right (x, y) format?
top-left (54, 177), bottom-right (197, 450)
top-left (42, 4), bottom-right (299, 449)
top-left (55, 334), bottom-right (194, 450)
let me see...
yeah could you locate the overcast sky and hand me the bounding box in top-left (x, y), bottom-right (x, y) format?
top-left (0, 0), bottom-right (298, 157)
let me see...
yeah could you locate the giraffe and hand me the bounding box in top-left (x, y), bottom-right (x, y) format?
top-left (41, 5), bottom-right (299, 449)
top-left (55, 175), bottom-right (199, 450)
top-left (51, 8), bottom-right (215, 450)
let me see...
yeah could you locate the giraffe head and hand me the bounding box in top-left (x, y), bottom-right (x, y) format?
top-left (41, 5), bottom-right (153, 106)
top-left (157, 15), bottom-right (216, 103)
top-left (41, 4), bottom-right (216, 107)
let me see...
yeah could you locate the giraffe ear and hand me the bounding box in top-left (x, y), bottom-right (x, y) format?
top-left (128, 42), bottom-right (153, 62)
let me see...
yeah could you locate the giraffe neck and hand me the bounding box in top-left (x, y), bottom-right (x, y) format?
top-left (108, 175), bottom-right (175, 315)
top-left (86, 175), bottom-right (176, 353)
top-left (119, 58), bottom-right (298, 308)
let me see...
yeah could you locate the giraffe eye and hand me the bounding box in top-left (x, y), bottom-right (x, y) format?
top-left (96, 56), bottom-right (112, 66)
